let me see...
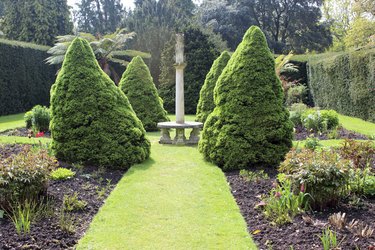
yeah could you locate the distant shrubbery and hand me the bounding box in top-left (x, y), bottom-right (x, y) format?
top-left (24, 105), bottom-right (50, 132)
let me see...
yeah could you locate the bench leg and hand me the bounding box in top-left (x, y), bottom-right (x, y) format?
top-left (188, 128), bottom-right (201, 144)
top-left (159, 128), bottom-right (172, 144)
top-left (174, 128), bottom-right (186, 145)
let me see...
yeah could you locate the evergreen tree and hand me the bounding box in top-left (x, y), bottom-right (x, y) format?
top-left (199, 26), bottom-right (293, 171)
top-left (50, 38), bottom-right (150, 168)
top-left (159, 27), bottom-right (219, 114)
top-left (2, 0), bottom-right (72, 46)
top-left (76, 0), bottom-right (125, 34)
top-left (119, 56), bottom-right (169, 131)
top-left (196, 51), bottom-right (230, 123)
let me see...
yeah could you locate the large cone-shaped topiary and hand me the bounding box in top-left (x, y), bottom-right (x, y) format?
top-left (199, 26), bottom-right (293, 171)
top-left (50, 38), bottom-right (150, 168)
top-left (196, 51), bottom-right (230, 123)
top-left (119, 56), bottom-right (169, 131)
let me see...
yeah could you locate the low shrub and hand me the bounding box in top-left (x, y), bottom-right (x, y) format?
top-left (363, 175), bottom-right (375, 197)
top-left (63, 192), bottom-right (87, 212)
top-left (289, 103), bottom-right (308, 126)
top-left (279, 149), bottom-right (352, 209)
top-left (301, 109), bottom-right (339, 132)
top-left (304, 135), bottom-right (321, 150)
top-left (24, 105), bottom-right (50, 132)
top-left (339, 139), bottom-right (374, 169)
top-left (349, 168), bottom-right (375, 196)
top-left (50, 168), bottom-right (75, 181)
top-left (285, 85), bottom-right (307, 106)
top-left (0, 146), bottom-right (57, 209)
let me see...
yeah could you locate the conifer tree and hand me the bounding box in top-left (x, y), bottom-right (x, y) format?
top-left (199, 26), bottom-right (293, 170)
top-left (196, 51), bottom-right (230, 123)
top-left (50, 38), bottom-right (150, 168)
top-left (119, 56), bottom-right (169, 131)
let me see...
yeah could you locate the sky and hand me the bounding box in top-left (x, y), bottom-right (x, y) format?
top-left (67, 0), bottom-right (135, 10)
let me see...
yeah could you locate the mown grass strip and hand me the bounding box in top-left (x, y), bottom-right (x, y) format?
top-left (77, 133), bottom-right (256, 249)
top-left (338, 114), bottom-right (375, 137)
top-left (0, 113), bottom-right (25, 132)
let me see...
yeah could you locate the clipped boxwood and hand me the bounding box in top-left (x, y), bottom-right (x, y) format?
top-left (196, 51), bottom-right (231, 123)
top-left (199, 26), bottom-right (293, 170)
top-left (50, 38), bottom-right (150, 168)
top-left (119, 56), bottom-right (169, 131)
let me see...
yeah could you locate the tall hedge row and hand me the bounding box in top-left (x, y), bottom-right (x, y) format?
top-left (308, 48), bottom-right (375, 122)
top-left (0, 39), bottom-right (58, 115)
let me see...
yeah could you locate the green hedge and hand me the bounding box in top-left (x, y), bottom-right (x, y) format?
top-left (308, 48), bottom-right (375, 122)
top-left (0, 39), bottom-right (58, 116)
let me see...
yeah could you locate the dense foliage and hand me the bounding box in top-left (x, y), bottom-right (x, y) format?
top-left (50, 38), bottom-right (150, 168)
top-left (75, 0), bottom-right (125, 34)
top-left (308, 48), bottom-right (375, 122)
top-left (0, 146), bottom-right (57, 209)
top-left (159, 27), bottom-right (219, 114)
top-left (279, 149), bottom-right (352, 209)
top-left (198, 0), bottom-right (332, 53)
top-left (2, 0), bottom-right (72, 46)
top-left (196, 51), bottom-right (230, 123)
top-left (119, 56), bottom-right (169, 131)
top-left (24, 105), bottom-right (50, 132)
top-left (0, 39), bottom-right (57, 116)
top-left (199, 26), bottom-right (293, 170)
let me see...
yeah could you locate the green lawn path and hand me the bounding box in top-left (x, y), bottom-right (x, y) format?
top-left (77, 133), bottom-right (256, 249)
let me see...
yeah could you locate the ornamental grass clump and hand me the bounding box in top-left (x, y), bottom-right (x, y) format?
top-left (50, 38), bottom-right (150, 168)
top-left (119, 56), bottom-right (169, 131)
top-left (199, 26), bottom-right (293, 170)
top-left (196, 51), bottom-right (230, 123)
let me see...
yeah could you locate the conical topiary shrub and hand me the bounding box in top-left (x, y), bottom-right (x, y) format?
top-left (199, 26), bottom-right (293, 171)
top-left (50, 38), bottom-right (150, 169)
top-left (196, 51), bottom-right (230, 123)
top-left (119, 56), bottom-right (169, 131)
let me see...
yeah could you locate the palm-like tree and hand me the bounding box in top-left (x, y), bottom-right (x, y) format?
top-left (46, 29), bottom-right (150, 84)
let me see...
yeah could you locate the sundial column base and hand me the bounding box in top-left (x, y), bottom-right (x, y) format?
top-left (174, 128), bottom-right (186, 145)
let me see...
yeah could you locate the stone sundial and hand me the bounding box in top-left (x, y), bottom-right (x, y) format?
top-left (157, 34), bottom-right (203, 145)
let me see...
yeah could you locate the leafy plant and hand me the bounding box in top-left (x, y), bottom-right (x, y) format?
top-left (301, 109), bottom-right (339, 132)
top-left (304, 135), bottom-right (321, 150)
top-left (289, 103), bottom-right (308, 126)
top-left (96, 179), bottom-right (112, 200)
top-left (239, 169), bottom-right (269, 183)
top-left (363, 175), bottom-right (375, 197)
top-left (24, 105), bottom-right (51, 132)
top-left (7, 200), bottom-right (38, 236)
top-left (263, 177), bottom-right (308, 225)
top-left (50, 168), bottom-right (75, 181)
top-left (279, 149), bottom-right (352, 209)
top-left (319, 227), bottom-right (344, 250)
top-left (285, 85), bottom-right (307, 106)
top-left (328, 212), bottom-right (346, 230)
top-left (339, 139), bottom-right (374, 169)
top-left (63, 192), bottom-right (87, 212)
top-left (58, 209), bottom-right (75, 234)
top-left (0, 146), bottom-right (57, 209)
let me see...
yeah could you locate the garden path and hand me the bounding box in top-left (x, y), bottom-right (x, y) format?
top-left (77, 132), bottom-right (256, 249)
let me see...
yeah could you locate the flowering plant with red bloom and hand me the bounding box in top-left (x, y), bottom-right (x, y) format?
top-left (36, 131), bottom-right (45, 138)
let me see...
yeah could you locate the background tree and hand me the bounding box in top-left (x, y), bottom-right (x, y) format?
top-left (2, 0), bottom-right (72, 46)
top-left (50, 37), bottom-right (150, 168)
top-left (159, 27), bottom-right (219, 114)
top-left (344, 18), bottom-right (375, 48)
top-left (199, 26), bottom-right (293, 170)
top-left (122, 0), bottom-right (195, 85)
top-left (198, 0), bottom-right (332, 53)
top-left (75, 0), bottom-right (125, 34)
top-left (46, 29), bottom-right (149, 84)
top-left (119, 56), bottom-right (169, 131)
top-left (196, 51), bottom-right (230, 123)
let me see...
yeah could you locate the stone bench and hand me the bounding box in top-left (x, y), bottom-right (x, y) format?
top-left (157, 121), bottom-right (203, 145)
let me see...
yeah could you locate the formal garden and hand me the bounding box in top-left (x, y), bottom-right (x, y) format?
top-left (0, 1), bottom-right (375, 250)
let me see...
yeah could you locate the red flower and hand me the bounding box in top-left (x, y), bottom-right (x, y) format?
top-left (275, 192), bottom-right (281, 198)
top-left (300, 184), bottom-right (305, 193)
top-left (36, 131), bottom-right (45, 138)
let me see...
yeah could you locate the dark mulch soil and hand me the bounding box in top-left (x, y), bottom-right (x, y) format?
top-left (294, 126), bottom-right (369, 141)
top-left (226, 169), bottom-right (375, 250)
top-left (0, 145), bottom-right (125, 250)
top-left (0, 128), bottom-right (51, 138)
